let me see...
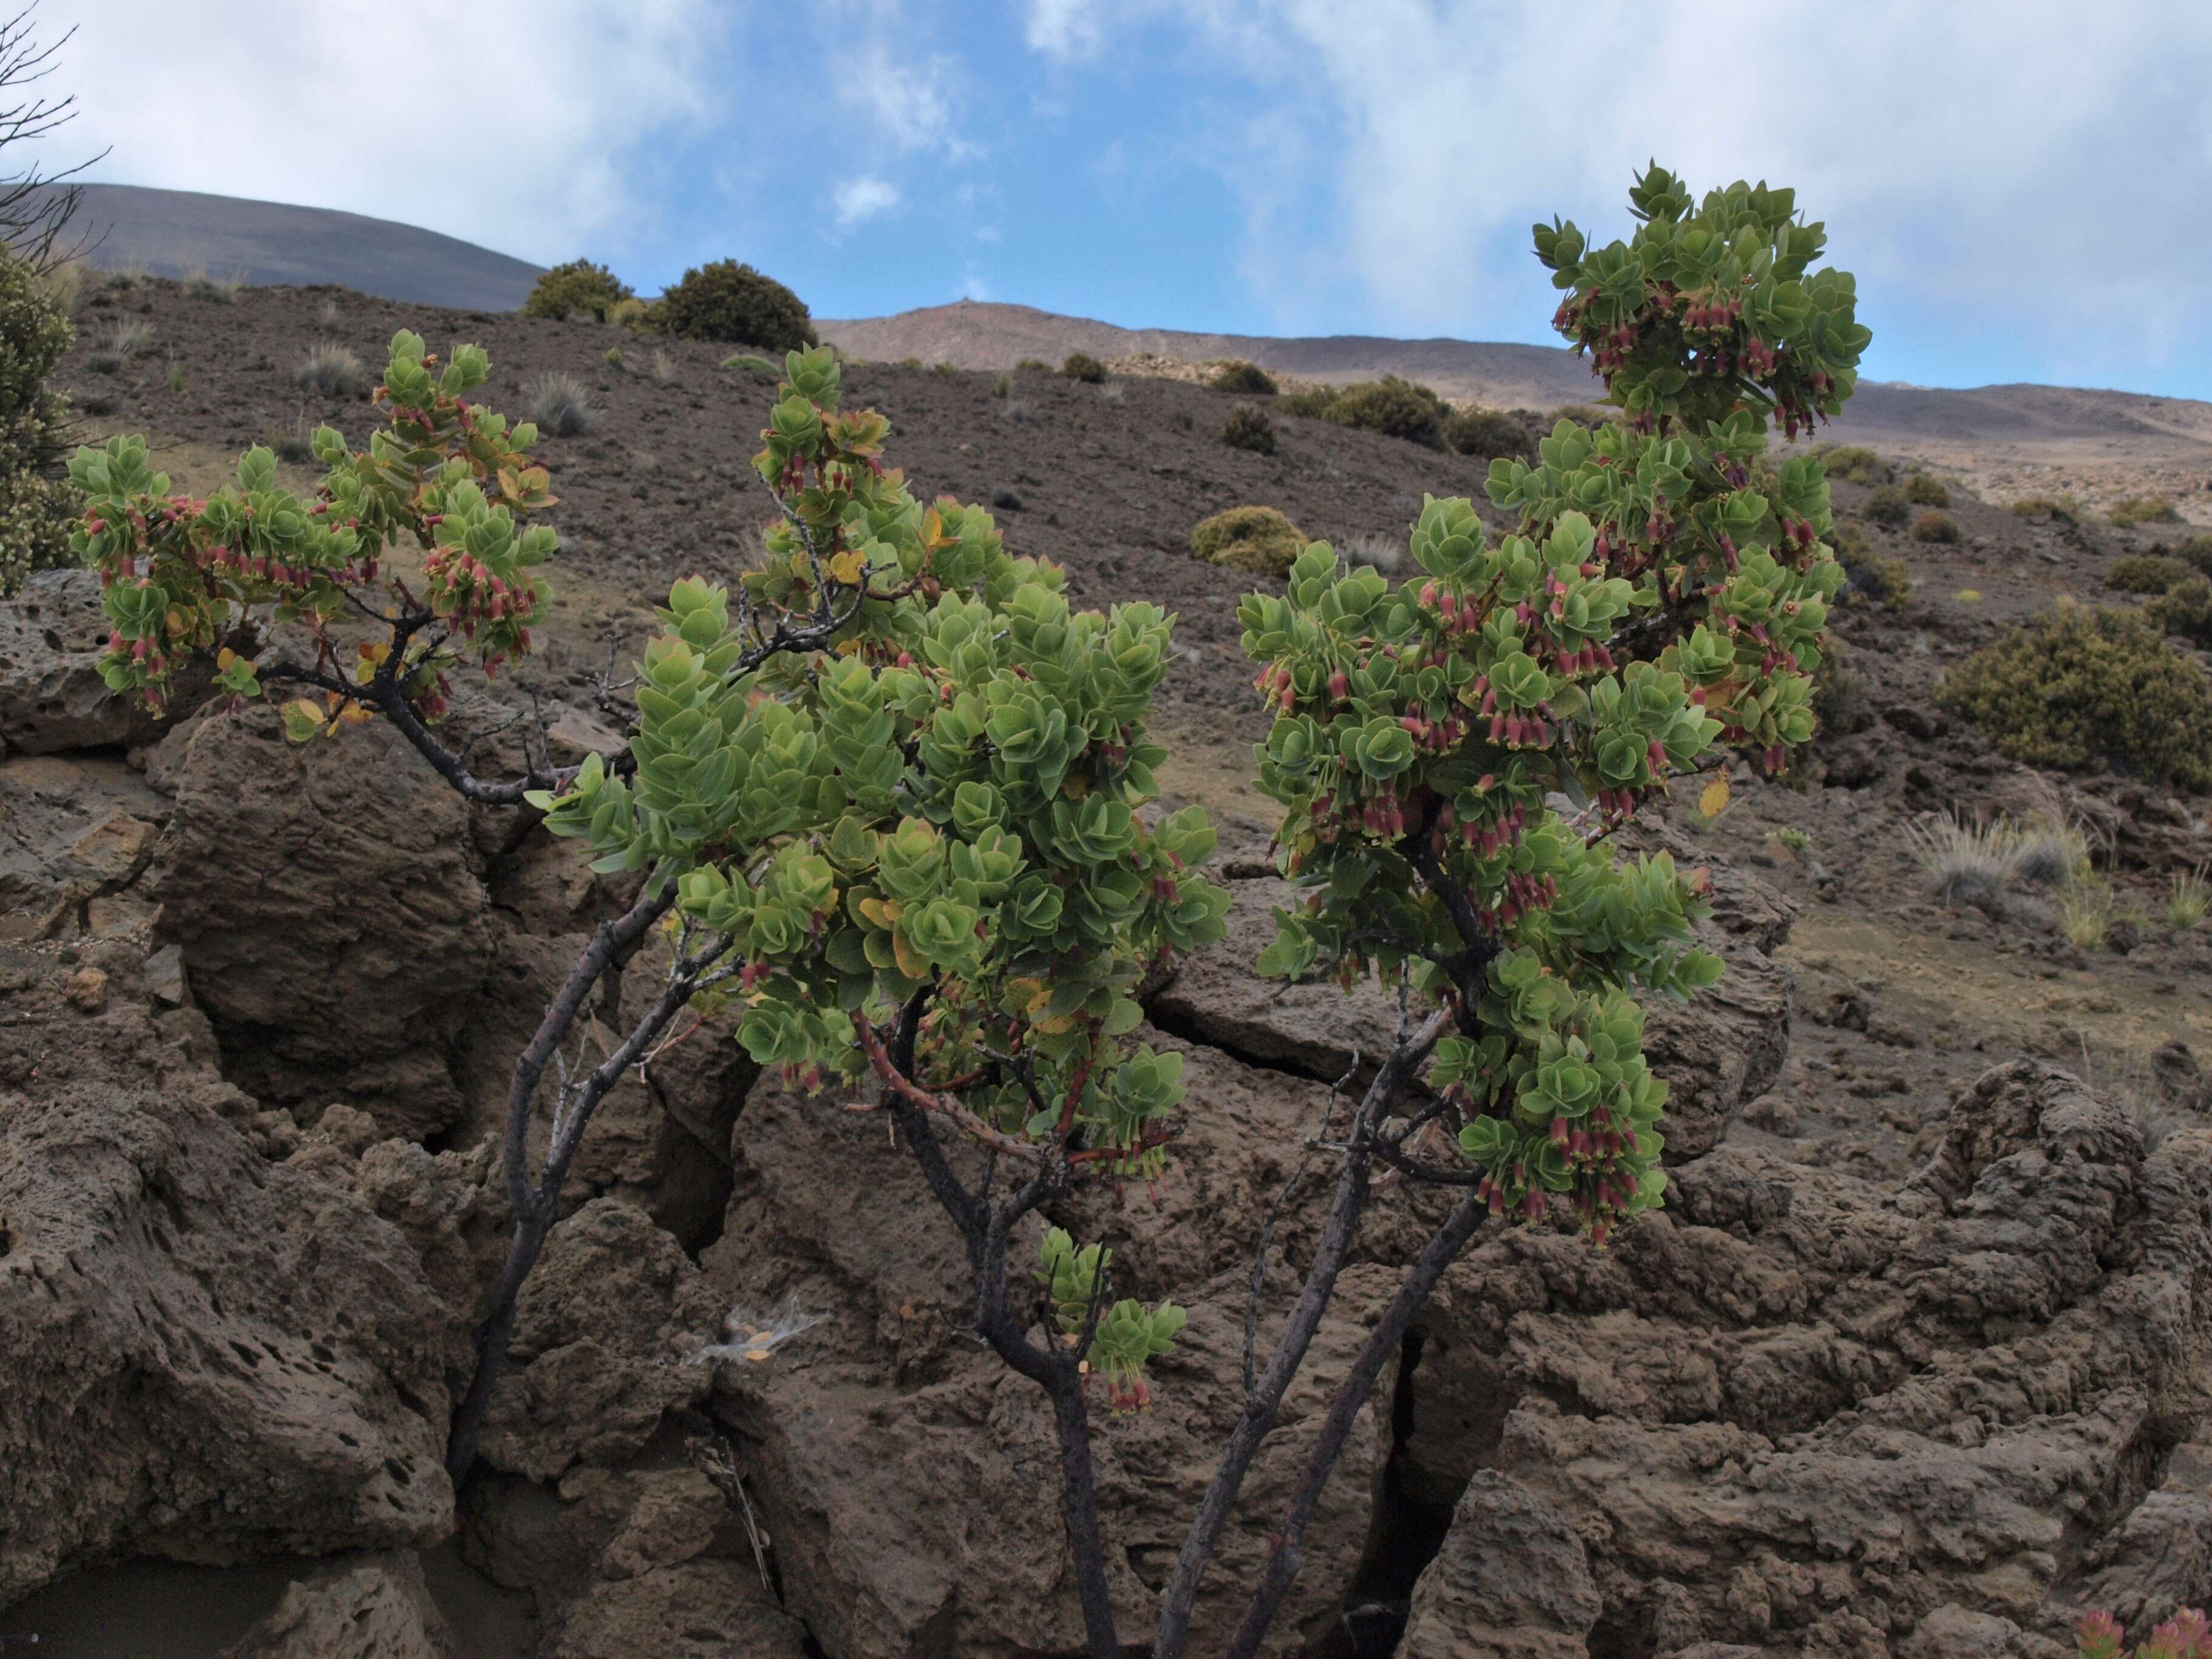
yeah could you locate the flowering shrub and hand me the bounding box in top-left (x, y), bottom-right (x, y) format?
top-left (1240, 164), bottom-right (1860, 1248)
top-left (2080, 1607), bottom-right (2212, 1659)
top-left (68, 164), bottom-right (1869, 1659)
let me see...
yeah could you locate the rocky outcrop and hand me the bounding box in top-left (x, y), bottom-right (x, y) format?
top-left (212, 1553), bottom-right (457, 1659)
top-left (143, 705), bottom-right (496, 1140)
top-left (0, 941), bottom-right (469, 1604)
top-left (1393, 1061), bottom-right (2212, 1655)
top-left (0, 749), bottom-right (166, 942)
top-left (702, 1061), bottom-right (1393, 1659)
top-left (0, 567), bottom-right (176, 756)
top-left (476, 1197), bottom-right (723, 1485)
top-left (1398, 1471), bottom-right (1602, 1659)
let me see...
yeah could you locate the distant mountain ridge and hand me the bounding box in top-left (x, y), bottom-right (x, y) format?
top-left (46, 187), bottom-right (2210, 518)
top-left (63, 183), bottom-right (544, 312)
top-left (819, 301), bottom-right (2212, 518)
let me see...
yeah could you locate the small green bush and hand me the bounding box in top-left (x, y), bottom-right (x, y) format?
top-left (1062, 352), bottom-right (1105, 383)
top-left (1280, 376), bottom-right (1452, 448)
top-left (1906, 471), bottom-right (1950, 507)
top-left (1220, 402), bottom-right (1277, 455)
top-left (1327, 375), bottom-right (1449, 447)
top-left (1911, 509), bottom-right (1960, 544)
top-left (1812, 638), bottom-right (1872, 734)
top-left (2106, 553), bottom-right (2193, 593)
top-left (1208, 359), bottom-right (1276, 395)
top-left (1189, 504), bottom-right (1307, 576)
top-left (2147, 574), bottom-right (2212, 646)
top-left (1014, 357), bottom-right (1050, 372)
top-left (655, 259), bottom-right (815, 352)
top-left (521, 259), bottom-right (634, 323)
top-left (1816, 444), bottom-right (1889, 486)
top-left (2110, 494), bottom-right (2181, 529)
top-left (0, 247), bottom-right (79, 594)
top-left (1829, 518), bottom-right (1909, 609)
top-left (1863, 485), bottom-right (1910, 527)
top-left (2175, 534), bottom-right (2212, 576)
top-left (1940, 604), bottom-right (2212, 790)
top-left (2012, 493), bottom-right (2083, 523)
top-left (605, 346), bottom-right (625, 370)
top-left (1443, 405), bottom-right (1535, 461)
top-left (990, 372), bottom-right (1010, 398)
top-left (608, 297), bottom-right (657, 333)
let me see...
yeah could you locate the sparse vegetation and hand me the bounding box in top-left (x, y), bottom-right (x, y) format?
top-left (2147, 573), bottom-right (2212, 646)
top-left (1189, 503), bottom-right (1307, 575)
top-left (297, 341), bottom-right (367, 398)
top-left (651, 347), bottom-right (676, 385)
top-left (2106, 553), bottom-right (2193, 592)
top-left (2012, 492), bottom-right (2084, 523)
top-left (1815, 444), bottom-right (1889, 485)
top-left (604, 344), bottom-right (624, 370)
top-left (2166, 866), bottom-right (2210, 931)
top-left (1863, 484), bottom-right (1911, 526)
top-left (1910, 508), bottom-right (1959, 543)
top-left (2176, 534), bottom-right (2212, 576)
top-left (1940, 604), bottom-right (2212, 790)
top-left (990, 372), bottom-right (1010, 398)
top-left (1208, 359), bottom-right (1276, 395)
top-left (720, 352), bottom-right (776, 379)
top-left (608, 296), bottom-right (655, 333)
top-left (0, 246), bottom-right (79, 594)
top-left (1061, 351), bottom-right (1105, 383)
top-left (269, 417), bottom-right (316, 464)
top-left (1906, 471), bottom-right (1949, 506)
top-left (1811, 640), bottom-right (1871, 734)
top-left (183, 267), bottom-right (241, 303)
top-left (1280, 375), bottom-right (1449, 448)
top-left (2109, 494), bottom-right (2181, 529)
top-left (1908, 814), bottom-right (2023, 913)
top-left (1014, 357), bottom-right (1050, 372)
top-left (1443, 404), bottom-right (1535, 461)
top-left (2059, 872), bottom-right (2113, 948)
top-left (521, 258), bottom-right (634, 323)
top-left (1220, 402), bottom-right (1276, 454)
top-left (528, 370), bottom-right (594, 437)
top-left (166, 361), bottom-right (185, 392)
top-left (1832, 520), bottom-right (1911, 609)
top-left (655, 258), bottom-right (815, 352)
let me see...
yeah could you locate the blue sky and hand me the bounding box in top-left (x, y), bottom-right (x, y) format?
top-left (34, 1), bottom-right (2212, 399)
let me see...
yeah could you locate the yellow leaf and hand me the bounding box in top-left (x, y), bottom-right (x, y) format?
top-left (1698, 776), bottom-right (1731, 820)
top-left (1008, 977), bottom-right (1048, 1015)
top-left (1035, 1014), bottom-right (1078, 1036)
top-left (826, 547), bottom-right (866, 585)
top-left (858, 896), bottom-right (903, 928)
top-left (216, 647), bottom-right (237, 671)
top-left (743, 1347), bottom-right (773, 1363)
top-left (892, 934), bottom-right (928, 980)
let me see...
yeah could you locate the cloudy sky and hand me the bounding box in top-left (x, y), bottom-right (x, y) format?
top-left (28, 1), bottom-right (2212, 397)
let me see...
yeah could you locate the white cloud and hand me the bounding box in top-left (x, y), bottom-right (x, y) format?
top-left (833, 175), bottom-right (901, 227)
top-left (1045, 0), bottom-right (2212, 380)
top-left (27, 0), bottom-right (719, 263)
top-left (837, 39), bottom-right (976, 160)
top-left (1025, 0), bottom-right (1104, 59)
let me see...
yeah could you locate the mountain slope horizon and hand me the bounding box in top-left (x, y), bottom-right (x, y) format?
top-left (64, 182), bottom-right (545, 312)
top-left (50, 184), bottom-right (2211, 518)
